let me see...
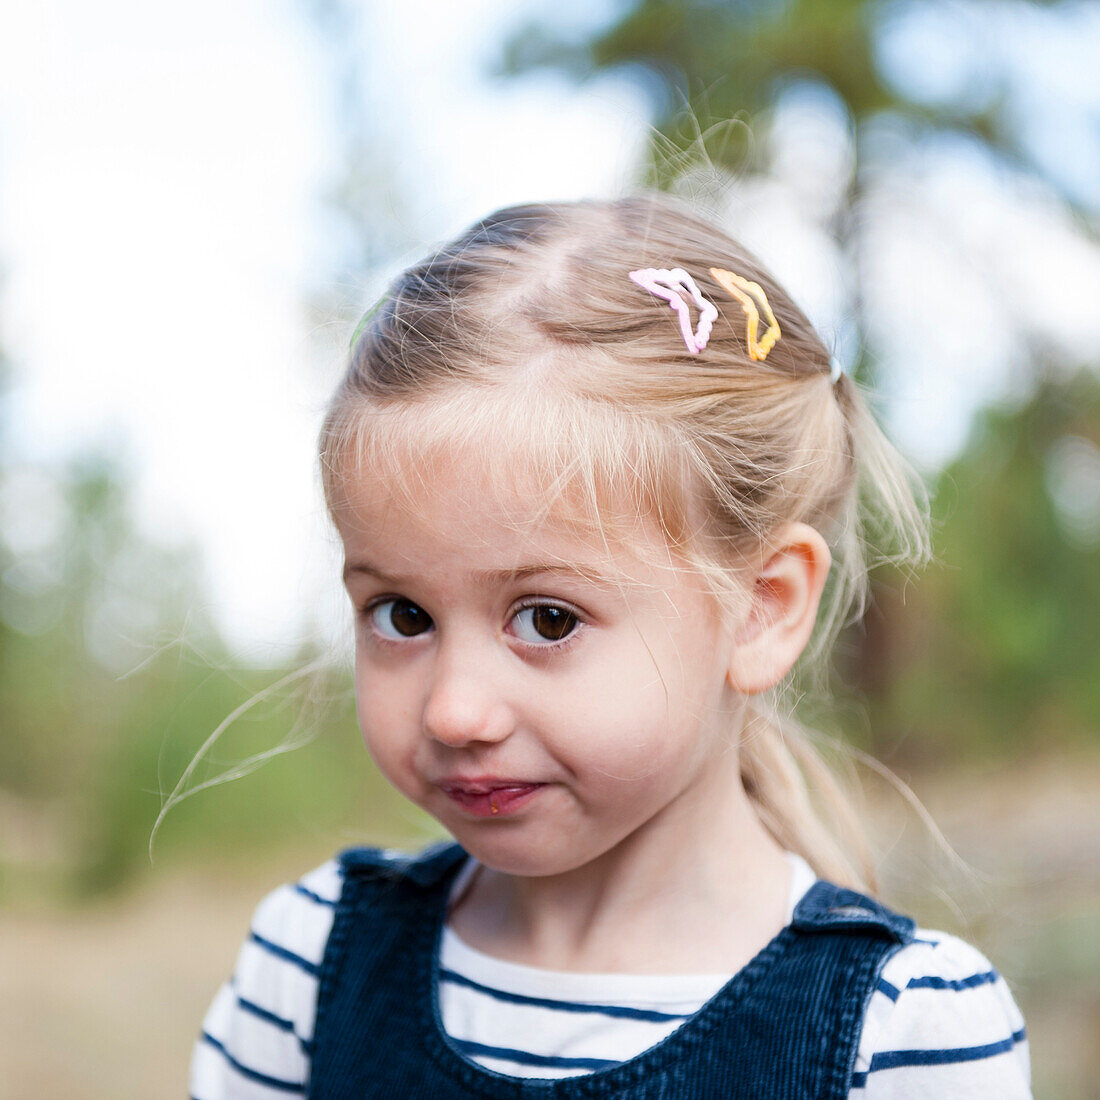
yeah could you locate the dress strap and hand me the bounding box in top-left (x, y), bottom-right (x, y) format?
top-left (312, 852), bottom-right (915, 1098)
top-left (790, 881), bottom-right (916, 943)
top-left (337, 841), bottom-right (467, 887)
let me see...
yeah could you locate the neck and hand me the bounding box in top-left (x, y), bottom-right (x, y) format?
top-left (449, 752), bottom-right (793, 975)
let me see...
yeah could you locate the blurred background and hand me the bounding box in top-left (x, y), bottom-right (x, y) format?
top-left (1, 0), bottom-right (1098, 1096)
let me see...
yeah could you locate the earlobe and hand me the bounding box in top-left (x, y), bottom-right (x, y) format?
top-left (725, 523), bottom-right (832, 694)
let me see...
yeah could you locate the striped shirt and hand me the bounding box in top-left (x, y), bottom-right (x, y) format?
top-left (190, 855), bottom-right (1031, 1098)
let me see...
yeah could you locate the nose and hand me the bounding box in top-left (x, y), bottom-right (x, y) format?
top-left (422, 637), bottom-right (516, 748)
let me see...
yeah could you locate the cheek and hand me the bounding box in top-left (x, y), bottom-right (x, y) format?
top-left (569, 635), bottom-right (729, 782)
top-left (560, 671), bottom-right (691, 782)
top-left (354, 661), bottom-right (417, 761)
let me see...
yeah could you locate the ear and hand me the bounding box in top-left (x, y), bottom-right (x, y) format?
top-left (726, 523), bottom-right (832, 694)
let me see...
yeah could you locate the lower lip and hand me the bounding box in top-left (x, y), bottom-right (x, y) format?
top-left (442, 784), bottom-right (545, 818)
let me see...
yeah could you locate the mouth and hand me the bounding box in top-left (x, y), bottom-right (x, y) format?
top-left (437, 778), bottom-right (546, 818)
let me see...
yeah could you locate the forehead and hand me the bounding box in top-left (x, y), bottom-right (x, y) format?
top-left (328, 388), bottom-right (686, 550)
top-left (333, 445), bottom-right (670, 582)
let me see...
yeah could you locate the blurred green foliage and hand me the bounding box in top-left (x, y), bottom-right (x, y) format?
top-left (500, 0), bottom-right (899, 183)
top-left (496, 0), bottom-right (1100, 762)
top-left (498, 0), bottom-right (1084, 211)
top-left (1, 0), bottom-right (1096, 909)
top-left (0, 453), bottom-right (428, 902)
top-left (864, 370), bottom-right (1100, 762)
top-left (5, 373), bottom-right (1094, 899)
top-left (0, 5), bottom-right (1092, 1095)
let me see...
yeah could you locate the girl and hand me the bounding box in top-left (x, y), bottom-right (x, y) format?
top-left (191, 197), bottom-right (1031, 1098)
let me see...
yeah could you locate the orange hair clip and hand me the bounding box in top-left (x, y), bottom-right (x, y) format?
top-left (709, 268), bottom-right (782, 361)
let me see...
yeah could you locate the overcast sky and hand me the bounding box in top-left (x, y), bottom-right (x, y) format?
top-left (1, 0), bottom-right (1098, 656)
top-left (0, 0), bottom-right (647, 656)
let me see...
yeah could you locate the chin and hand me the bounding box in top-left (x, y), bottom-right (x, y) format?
top-left (450, 827), bottom-right (588, 878)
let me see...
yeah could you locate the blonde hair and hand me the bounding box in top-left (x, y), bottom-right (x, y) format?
top-left (320, 195), bottom-right (930, 891)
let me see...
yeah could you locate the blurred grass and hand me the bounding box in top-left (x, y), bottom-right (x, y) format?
top-left (1, 740), bottom-right (1096, 1098)
top-left (873, 753), bottom-right (1100, 1100)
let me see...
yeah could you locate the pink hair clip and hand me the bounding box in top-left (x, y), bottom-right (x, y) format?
top-left (628, 267), bottom-right (718, 355)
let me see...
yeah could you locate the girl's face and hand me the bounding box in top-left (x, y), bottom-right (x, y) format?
top-left (336, 458), bottom-right (745, 878)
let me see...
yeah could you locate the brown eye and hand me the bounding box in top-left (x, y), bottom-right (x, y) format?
top-left (513, 604), bottom-right (579, 644)
top-left (370, 599), bottom-right (432, 639)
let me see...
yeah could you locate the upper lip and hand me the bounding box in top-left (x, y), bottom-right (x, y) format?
top-left (437, 777), bottom-right (543, 794)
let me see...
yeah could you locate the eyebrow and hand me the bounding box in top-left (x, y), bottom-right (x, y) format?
top-left (342, 560), bottom-right (619, 589)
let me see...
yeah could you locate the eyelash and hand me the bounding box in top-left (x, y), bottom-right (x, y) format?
top-left (361, 597), bottom-right (432, 646)
top-left (359, 596), bottom-right (585, 651)
top-left (510, 599), bottom-right (584, 651)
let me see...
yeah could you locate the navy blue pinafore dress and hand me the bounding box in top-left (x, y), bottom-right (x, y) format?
top-left (307, 844), bottom-right (915, 1099)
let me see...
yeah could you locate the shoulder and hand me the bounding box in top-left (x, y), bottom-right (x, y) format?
top-left (850, 928), bottom-right (1031, 1098)
top-left (189, 857), bottom-right (346, 1099)
top-left (190, 844), bottom-right (465, 1098)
